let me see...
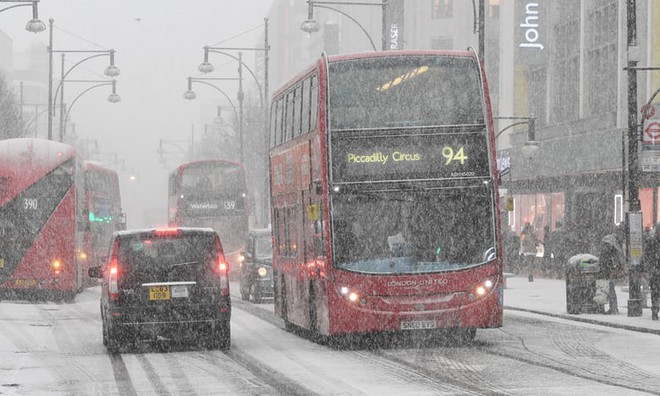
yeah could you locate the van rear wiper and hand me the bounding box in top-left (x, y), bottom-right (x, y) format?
top-left (169, 261), bottom-right (197, 267)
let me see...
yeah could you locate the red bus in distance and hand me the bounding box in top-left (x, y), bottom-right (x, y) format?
top-left (269, 50), bottom-right (502, 342)
top-left (168, 159), bottom-right (249, 273)
top-left (0, 138), bottom-right (86, 301)
top-left (82, 161), bottom-right (124, 285)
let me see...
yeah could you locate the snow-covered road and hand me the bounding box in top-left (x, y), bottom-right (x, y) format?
top-left (1, 285), bottom-right (659, 395)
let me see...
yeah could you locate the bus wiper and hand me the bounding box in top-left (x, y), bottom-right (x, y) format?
top-left (396, 181), bottom-right (431, 192)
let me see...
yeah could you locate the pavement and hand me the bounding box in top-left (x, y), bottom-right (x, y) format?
top-left (504, 274), bottom-right (660, 335)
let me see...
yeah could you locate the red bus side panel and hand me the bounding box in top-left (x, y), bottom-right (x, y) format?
top-left (2, 187), bottom-right (78, 292)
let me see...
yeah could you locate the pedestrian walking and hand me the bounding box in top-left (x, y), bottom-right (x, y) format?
top-left (502, 227), bottom-right (520, 274)
top-left (642, 224), bottom-right (660, 320)
top-left (542, 225), bottom-right (554, 277)
top-left (598, 234), bottom-right (623, 315)
top-left (520, 222), bottom-right (538, 282)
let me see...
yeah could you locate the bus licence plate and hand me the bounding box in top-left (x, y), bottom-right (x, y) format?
top-left (400, 320), bottom-right (437, 330)
top-left (149, 286), bottom-right (170, 300)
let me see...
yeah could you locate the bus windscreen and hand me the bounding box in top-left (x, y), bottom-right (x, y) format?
top-left (331, 184), bottom-right (495, 274)
top-left (328, 55), bottom-right (485, 130)
top-left (180, 162), bottom-right (245, 216)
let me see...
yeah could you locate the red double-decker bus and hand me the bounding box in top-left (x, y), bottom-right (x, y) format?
top-left (0, 138), bottom-right (86, 301)
top-left (81, 161), bottom-right (124, 285)
top-left (168, 159), bottom-right (249, 272)
top-left (269, 50), bottom-right (502, 341)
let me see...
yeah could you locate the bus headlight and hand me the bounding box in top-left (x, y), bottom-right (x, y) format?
top-left (468, 277), bottom-right (497, 301)
top-left (339, 285), bottom-right (365, 305)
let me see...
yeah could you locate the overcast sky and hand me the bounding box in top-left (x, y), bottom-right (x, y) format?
top-left (1, 0), bottom-right (273, 227)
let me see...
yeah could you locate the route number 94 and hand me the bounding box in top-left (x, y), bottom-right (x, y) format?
top-left (441, 146), bottom-right (468, 165)
top-left (23, 198), bottom-right (38, 210)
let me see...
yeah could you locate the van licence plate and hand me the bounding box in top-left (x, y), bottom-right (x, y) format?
top-left (400, 320), bottom-right (437, 330)
top-left (149, 285), bottom-right (170, 300)
top-left (171, 285), bottom-right (189, 298)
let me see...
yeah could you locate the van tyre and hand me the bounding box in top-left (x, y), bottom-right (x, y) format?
top-left (213, 320), bottom-right (231, 350)
top-left (106, 322), bottom-right (120, 353)
top-left (240, 286), bottom-right (249, 301)
top-left (250, 283), bottom-right (262, 304)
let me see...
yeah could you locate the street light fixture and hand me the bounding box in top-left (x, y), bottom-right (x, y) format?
top-left (301, 0), bottom-right (388, 51)
top-left (197, 18), bottom-right (271, 227)
top-left (107, 79), bottom-right (121, 103)
top-left (47, 19), bottom-right (121, 140)
top-left (0, 0), bottom-right (46, 33)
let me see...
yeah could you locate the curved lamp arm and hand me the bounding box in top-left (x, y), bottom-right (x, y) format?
top-left (311, 4), bottom-right (377, 51)
top-left (24, 106), bottom-right (51, 130)
top-left (63, 82), bottom-right (111, 132)
top-left (187, 78), bottom-right (240, 122)
top-left (0, 3), bottom-right (29, 13)
top-left (205, 48), bottom-right (264, 108)
top-left (495, 121), bottom-right (530, 140)
top-left (53, 53), bottom-right (110, 110)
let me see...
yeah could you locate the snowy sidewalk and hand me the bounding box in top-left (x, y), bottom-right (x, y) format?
top-left (504, 275), bottom-right (660, 335)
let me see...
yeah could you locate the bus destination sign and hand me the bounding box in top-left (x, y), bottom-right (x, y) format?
top-left (331, 132), bottom-right (490, 183)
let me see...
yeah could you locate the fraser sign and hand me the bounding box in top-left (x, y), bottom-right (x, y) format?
top-left (519, 2), bottom-right (543, 50)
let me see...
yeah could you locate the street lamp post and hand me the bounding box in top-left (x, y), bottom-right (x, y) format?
top-left (183, 76), bottom-right (242, 159)
top-left (197, 21), bottom-right (271, 226)
top-left (300, 0), bottom-right (387, 51)
top-left (62, 79), bottom-right (120, 137)
top-left (47, 19), bottom-right (120, 140)
top-left (0, 0), bottom-right (45, 33)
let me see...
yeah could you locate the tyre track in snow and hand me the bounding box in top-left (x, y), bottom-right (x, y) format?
top-left (483, 315), bottom-right (660, 395)
top-left (232, 299), bottom-right (502, 395)
top-left (188, 350), bottom-right (314, 396)
top-left (163, 354), bottom-right (198, 396)
top-left (135, 354), bottom-right (172, 395)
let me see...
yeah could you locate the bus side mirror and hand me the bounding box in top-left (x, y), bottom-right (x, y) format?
top-left (88, 266), bottom-right (103, 278)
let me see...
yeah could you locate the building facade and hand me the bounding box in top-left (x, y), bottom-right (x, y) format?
top-left (264, 0), bottom-right (660, 255)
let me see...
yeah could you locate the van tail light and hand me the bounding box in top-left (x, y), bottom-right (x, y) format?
top-left (108, 240), bottom-right (120, 302)
top-left (215, 236), bottom-right (229, 296)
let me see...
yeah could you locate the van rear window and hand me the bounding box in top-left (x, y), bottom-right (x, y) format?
top-left (117, 235), bottom-right (217, 284)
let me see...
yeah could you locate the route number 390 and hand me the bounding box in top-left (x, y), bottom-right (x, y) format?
top-left (23, 198), bottom-right (38, 210)
top-left (441, 146), bottom-right (467, 165)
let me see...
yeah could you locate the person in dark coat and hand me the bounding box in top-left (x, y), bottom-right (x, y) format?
top-left (598, 234), bottom-right (623, 315)
top-left (502, 227), bottom-right (520, 274)
top-left (643, 224), bottom-right (660, 320)
top-left (520, 222), bottom-right (538, 282)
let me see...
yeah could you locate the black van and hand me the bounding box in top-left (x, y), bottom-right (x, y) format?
top-left (89, 227), bottom-right (231, 352)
